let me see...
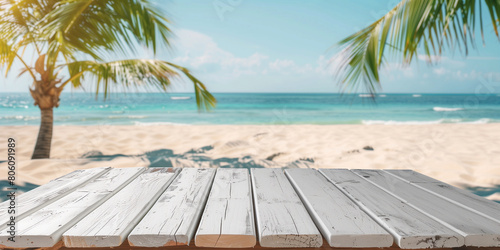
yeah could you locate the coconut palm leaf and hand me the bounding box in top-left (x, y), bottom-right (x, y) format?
top-left (0, 38), bottom-right (37, 79)
top-left (62, 59), bottom-right (216, 111)
top-left (335, 0), bottom-right (500, 94)
top-left (0, 0), bottom-right (215, 110)
top-left (40, 0), bottom-right (171, 62)
top-left (0, 0), bottom-right (216, 159)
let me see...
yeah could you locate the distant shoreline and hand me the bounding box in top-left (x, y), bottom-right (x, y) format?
top-left (2, 93), bottom-right (500, 126)
top-left (0, 119), bottom-right (498, 127)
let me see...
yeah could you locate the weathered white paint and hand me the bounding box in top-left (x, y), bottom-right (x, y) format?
top-left (62, 168), bottom-right (179, 247)
top-left (383, 169), bottom-right (442, 183)
top-left (285, 169), bottom-right (393, 247)
top-left (0, 167), bottom-right (110, 228)
top-left (353, 169), bottom-right (500, 247)
top-left (251, 168), bottom-right (322, 248)
top-left (0, 167), bottom-right (144, 248)
top-left (128, 168), bottom-right (216, 247)
top-left (195, 168), bottom-right (256, 248)
top-left (319, 169), bottom-right (464, 249)
top-left (386, 170), bottom-right (500, 227)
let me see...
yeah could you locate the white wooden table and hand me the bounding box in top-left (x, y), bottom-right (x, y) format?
top-left (0, 167), bottom-right (499, 250)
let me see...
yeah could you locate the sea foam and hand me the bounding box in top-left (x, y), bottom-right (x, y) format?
top-left (362, 118), bottom-right (491, 125)
top-left (362, 119), bottom-right (454, 125)
top-left (433, 107), bottom-right (464, 112)
top-left (133, 121), bottom-right (191, 126)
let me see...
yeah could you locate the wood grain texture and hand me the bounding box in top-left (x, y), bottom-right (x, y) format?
top-left (0, 167), bottom-right (110, 228)
top-left (353, 169), bottom-right (500, 247)
top-left (0, 167), bottom-right (145, 248)
top-left (383, 170), bottom-right (442, 183)
top-left (63, 168), bottom-right (179, 247)
top-left (285, 169), bottom-right (393, 247)
top-left (319, 169), bottom-right (464, 249)
top-left (386, 169), bottom-right (500, 224)
top-left (128, 168), bottom-right (216, 247)
top-left (251, 168), bottom-right (322, 248)
top-left (195, 168), bottom-right (256, 248)
top-left (32, 239), bottom-right (500, 250)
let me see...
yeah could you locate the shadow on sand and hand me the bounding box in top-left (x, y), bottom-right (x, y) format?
top-left (80, 148), bottom-right (266, 168)
top-left (0, 144), bottom-right (315, 201)
top-left (2, 145), bottom-right (499, 204)
top-left (79, 145), bottom-right (313, 169)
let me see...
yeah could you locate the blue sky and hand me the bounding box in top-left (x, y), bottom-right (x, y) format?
top-left (2, 0), bottom-right (500, 93)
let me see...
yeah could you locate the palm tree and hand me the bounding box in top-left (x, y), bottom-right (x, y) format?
top-left (0, 0), bottom-right (216, 159)
top-left (334, 0), bottom-right (500, 93)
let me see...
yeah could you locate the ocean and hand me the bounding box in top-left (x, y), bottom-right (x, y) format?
top-left (2, 92), bottom-right (500, 126)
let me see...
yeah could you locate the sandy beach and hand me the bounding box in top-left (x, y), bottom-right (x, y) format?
top-left (1, 124), bottom-right (500, 202)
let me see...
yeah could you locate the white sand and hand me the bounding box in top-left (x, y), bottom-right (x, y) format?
top-left (1, 124), bottom-right (499, 200)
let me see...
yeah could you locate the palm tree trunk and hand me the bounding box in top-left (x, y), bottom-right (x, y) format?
top-left (32, 108), bottom-right (53, 159)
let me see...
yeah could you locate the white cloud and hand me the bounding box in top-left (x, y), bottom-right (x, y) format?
top-left (417, 54), bottom-right (443, 63)
top-left (417, 54), bottom-right (466, 68)
top-left (172, 29), bottom-right (268, 74)
top-left (433, 67), bottom-right (446, 75)
top-left (167, 30), bottom-right (343, 92)
top-left (173, 30), bottom-right (500, 92)
top-left (382, 62), bottom-right (415, 79)
top-left (466, 56), bottom-right (500, 60)
top-left (269, 59), bottom-right (296, 71)
top-left (415, 55), bottom-right (500, 81)
top-left (222, 53), bottom-right (268, 69)
top-left (315, 55), bottom-right (339, 75)
top-left (454, 70), bottom-right (500, 82)
top-left (171, 29), bottom-right (336, 80)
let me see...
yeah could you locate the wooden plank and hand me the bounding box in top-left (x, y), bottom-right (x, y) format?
top-left (31, 239), bottom-right (500, 250)
top-left (319, 169), bottom-right (464, 249)
top-left (353, 169), bottom-right (500, 247)
top-left (63, 168), bottom-right (179, 247)
top-left (0, 167), bottom-right (144, 248)
top-left (0, 167), bottom-right (110, 226)
top-left (251, 168), bottom-right (322, 248)
top-left (383, 170), bottom-right (442, 183)
top-left (285, 169), bottom-right (393, 247)
top-left (386, 169), bottom-right (500, 224)
top-left (195, 168), bottom-right (256, 248)
top-left (128, 168), bottom-right (216, 247)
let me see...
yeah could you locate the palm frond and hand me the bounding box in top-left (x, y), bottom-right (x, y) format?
top-left (1, 0), bottom-right (215, 112)
top-left (0, 38), bottom-right (36, 79)
top-left (0, 39), bottom-right (13, 67)
top-left (334, 0), bottom-right (500, 94)
top-left (40, 0), bottom-right (171, 61)
top-left (165, 63), bottom-right (217, 112)
top-left (62, 59), bottom-right (216, 111)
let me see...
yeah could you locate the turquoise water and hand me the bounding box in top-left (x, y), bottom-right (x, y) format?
top-left (2, 92), bottom-right (500, 125)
